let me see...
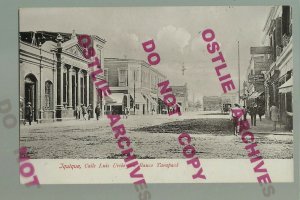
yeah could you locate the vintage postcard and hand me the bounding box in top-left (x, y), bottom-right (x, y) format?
top-left (19, 6), bottom-right (293, 185)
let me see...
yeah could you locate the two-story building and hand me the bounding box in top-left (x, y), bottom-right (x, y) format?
top-left (246, 6), bottom-right (293, 130)
top-left (171, 84), bottom-right (189, 112)
top-left (244, 55), bottom-right (266, 108)
top-left (104, 58), bottom-right (167, 115)
top-left (203, 96), bottom-right (221, 111)
top-left (262, 6), bottom-right (293, 130)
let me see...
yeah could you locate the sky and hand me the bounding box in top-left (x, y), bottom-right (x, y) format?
top-left (20, 6), bottom-right (271, 101)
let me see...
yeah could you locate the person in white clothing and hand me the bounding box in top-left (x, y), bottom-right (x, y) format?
top-left (270, 104), bottom-right (279, 131)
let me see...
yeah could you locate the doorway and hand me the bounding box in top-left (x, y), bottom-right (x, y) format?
top-left (24, 74), bottom-right (37, 122)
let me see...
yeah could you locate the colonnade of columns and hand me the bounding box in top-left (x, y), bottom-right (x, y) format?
top-left (56, 62), bottom-right (92, 119)
top-left (66, 65), bottom-right (91, 108)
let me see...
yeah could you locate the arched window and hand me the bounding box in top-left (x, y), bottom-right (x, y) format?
top-left (45, 81), bottom-right (53, 110)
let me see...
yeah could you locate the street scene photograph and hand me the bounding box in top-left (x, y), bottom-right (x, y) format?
top-left (19, 6), bottom-right (293, 160)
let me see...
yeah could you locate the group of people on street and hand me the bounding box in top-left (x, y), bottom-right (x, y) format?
top-left (76, 104), bottom-right (102, 120)
top-left (246, 103), bottom-right (265, 126)
top-left (24, 102), bottom-right (134, 124)
top-left (230, 102), bottom-right (280, 135)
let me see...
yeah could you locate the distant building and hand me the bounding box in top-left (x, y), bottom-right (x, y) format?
top-left (104, 58), bottom-right (166, 115)
top-left (171, 83), bottom-right (189, 112)
top-left (221, 92), bottom-right (239, 105)
top-left (221, 92), bottom-right (239, 112)
top-left (203, 96), bottom-right (221, 111)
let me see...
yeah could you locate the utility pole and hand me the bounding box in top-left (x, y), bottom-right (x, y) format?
top-left (182, 62), bottom-right (186, 76)
top-left (238, 41), bottom-right (241, 104)
top-left (193, 91), bottom-right (195, 104)
top-left (133, 70), bottom-right (136, 115)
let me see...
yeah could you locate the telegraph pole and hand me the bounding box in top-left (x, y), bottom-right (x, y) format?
top-left (182, 62), bottom-right (186, 76)
top-left (133, 70), bottom-right (136, 115)
top-left (238, 41), bottom-right (241, 104)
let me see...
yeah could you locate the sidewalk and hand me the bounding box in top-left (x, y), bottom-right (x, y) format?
top-left (248, 117), bottom-right (293, 135)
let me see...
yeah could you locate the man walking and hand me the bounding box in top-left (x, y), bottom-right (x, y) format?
top-left (270, 104), bottom-right (279, 131)
top-left (87, 104), bottom-right (93, 120)
top-left (230, 103), bottom-right (241, 136)
top-left (243, 106), bottom-right (248, 121)
top-left (76, 105), bottom-right (81, 120)
top-left (25, 102), bottom-right (33, 125)
top-left (95, 104), bottom-right (101, 120)
top-left (249, 103), bottom-right (257, 126)
top-left (257, 105), bottom-right (265, 121)
top-left (82, 104), bottom-right (87, 120)
top-left (123, 107), bottom-right (129, 119)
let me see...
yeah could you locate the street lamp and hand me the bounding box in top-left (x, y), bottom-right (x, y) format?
top-left (55, 33), bottom-right (64, 119)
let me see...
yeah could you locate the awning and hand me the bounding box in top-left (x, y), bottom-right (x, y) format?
top-left (144, 93), bottom-right (158, 105)
top-left (131, 93), bottom-right (146, 104)
top-left (279, 77), bottom-right (293, 93)
top-left (256, 91), bottom-right (264, 97)
top-left (248, 92), bottom-right (257, 99)
top-left (104, 93), bottom-right (124, 105)
top-left (248, 91), bottom-right (264, 99)
top-left (150, 93), bottom-right (158, 98)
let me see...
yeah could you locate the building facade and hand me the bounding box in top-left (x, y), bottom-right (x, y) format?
top-left (263, 6), bottom-right (293, 130)
top-left (203, 96), bottom-right (221, 111)
top-left (19, 31), bottom-right (106, 123)
top-left (244, 55), bottom-right (266, 108)
top-left (171, 84), bottom-right (189, 112)
top-left (245, 6), bottom-right (293, 130)
top-left (104, 58), bottom-right (167, 115)
top-left (221, 92), bottom-right (239, 105)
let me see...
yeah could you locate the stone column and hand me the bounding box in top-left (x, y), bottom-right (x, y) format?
top-left (83, 72), bottom-right (86, 105)
top-left (56, 62), bottom-right (64, 120)
top-left (53, 64), bottom-right (57, 120)
top-left (55, 36), bottom-right (64, 120)
top-left (86, 72), bottom-right (90, 106)
top-left (67, 66), bottom-right (73, 109)
top-left (73, 68), bottom-right (77, 107)
top-left (77, 69), bottom-right (81, 106)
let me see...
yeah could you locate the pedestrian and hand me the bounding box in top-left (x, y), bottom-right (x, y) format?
top-left (242, 106), bottom-right (248, 121)
top-left (25, 102), bottom-right (33, 125)
top-left (169, 106), bottom-right (173, 115)
top-left (249, 103), bottom-right (257, 126)
top-left (177, 105), bottom-right (181, 114)
top-left (123, 107), bottom-right (129, 119)
top-left (82, 104), bottom-right (87, 120)
top-left (270, 104), bottom-right (279, 131)
top-left (151, 107), bottom-right (155, 115)
top-left (95, 104), bottom-right (101, 120)
top-left (229, 103), bottom-right (241, 136)
top-left (76, 105), bottom-right (81, 120)
top-left (87, 104), bottom-right (93, 120)
top-left (258, 105), bottom-right (265, 121)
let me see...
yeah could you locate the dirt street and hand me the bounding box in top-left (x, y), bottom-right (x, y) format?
top-left (20, 112), bottom-right (293, 159)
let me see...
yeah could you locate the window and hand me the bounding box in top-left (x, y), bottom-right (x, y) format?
top-left (286, 70), bottom-right (292, 81)
top-left (45, 81), bottom-right (53, 110)
top-left (119, 69), bottom-right (127, 87)
top-left (135, 104), bottom-right (139, 109)
top-left (282, 6), bottom-right (291, 36)
top-left (104, 69), bottom-right (108, 81)
top-left (286, 92), bottom-right (292, 112)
